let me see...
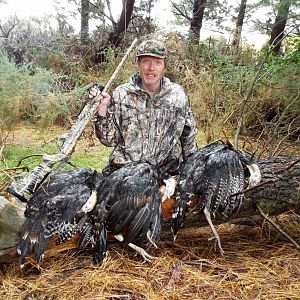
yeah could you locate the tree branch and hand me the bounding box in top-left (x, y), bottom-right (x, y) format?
top-left (0, 16), bottom-right (19, 38)
top-left (170, 1), bottom-right (192, 21)
top-left (105, 0), bottom-right (116, 25)
top-left (88, 0), bottom-right (116, 26)
top-left (256, 204), bottom-right (300, 250)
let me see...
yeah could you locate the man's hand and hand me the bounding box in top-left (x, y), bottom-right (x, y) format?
top-left (88, 86), bottom-right (111, 117)
top-left (88, 86), bottom-right (101, 98)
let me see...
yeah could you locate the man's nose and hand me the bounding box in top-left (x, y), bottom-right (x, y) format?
top-left (148, 62), bottom-right (155, 70)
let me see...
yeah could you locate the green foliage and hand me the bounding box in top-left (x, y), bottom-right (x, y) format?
top-left (284, 34), bottom-right (300, 64)
top-left (161, 34), bottom-right (299, 148)
top-left (0, 51), bottom-right (83, 132)
top-left (252, 0), bottom-right (300, 36)
top-left (171, 0), bottom-right (234, 36)
top-left (246, 50), bottom-right (300, 136)
top-left (29, 45), bottom-right (89, 87)
top-left (0, 27), bottom-right (299, 168)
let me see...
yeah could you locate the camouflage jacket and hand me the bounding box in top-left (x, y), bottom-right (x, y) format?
top-left (95, 73), bottom-right (197, 173)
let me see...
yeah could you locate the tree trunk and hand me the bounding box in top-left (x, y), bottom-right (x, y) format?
top-left (80, 0), bottom-right (90, 45)
top-left (142, 0), bottom-right (156, 35)
top-left (107, 0), bottom-right (135, 47)
top-left (231, 0), bottom-right (247, 51)
top-left (94, 0), bottom-right (135, 63)
top-left (0, 157), bottom-right (299, 263)
top-left (189, 0), bottom-right (207, 45)
top-left (269, 0), bottom-right (291, 55)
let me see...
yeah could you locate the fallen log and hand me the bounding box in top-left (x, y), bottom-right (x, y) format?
top-left (0, 196), bottom-right (26, 263)
top-left (0, 156), bottom-right (299, 264)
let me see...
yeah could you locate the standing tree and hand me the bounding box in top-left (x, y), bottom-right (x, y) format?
top-left (171, 0), bottom-right (208, 45)
top-left (269, 0), bottom-right (292, 54)
top-left (94, 0), bottom-right (135, 63)
top-left (171, 0), bottom-right (232, 45)
top-left (81, 0), bottom-right (90, 45)
top-left (251, 0), bottom-right (300, 53)
top-left (231, 0), bottom-right (247, 50)
top-left (130, 0), bottom-right (158, 36)
top-left (189, 0), bottom-right (207, 45)
top-left (106, 0), bottom-right (135, 46)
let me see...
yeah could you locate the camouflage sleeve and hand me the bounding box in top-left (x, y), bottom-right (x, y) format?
top-left (94, 92), bottom-right (121, 147)
top-left (180, 97), bottom-right (198, 159)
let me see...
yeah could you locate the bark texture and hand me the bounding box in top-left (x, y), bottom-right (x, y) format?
top-left (189, 0), bottom-right (207, 45)
top-left (232, 0), bottom-right (247, 50)
top-left (80, 0), bottom-right (90, 45)
top-left (269, 0), bottom-right (291, 54)
top-left (94, 0), bottom-right (135, 63)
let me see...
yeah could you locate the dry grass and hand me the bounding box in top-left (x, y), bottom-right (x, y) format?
top-left (1, 216), bottom-right (299, 300)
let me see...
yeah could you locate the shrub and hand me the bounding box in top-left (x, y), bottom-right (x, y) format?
top-left (0, 51), bottom-right (82, 130)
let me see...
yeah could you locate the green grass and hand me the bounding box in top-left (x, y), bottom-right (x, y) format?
top-left (1, 144), bottom-right (111, 171)
top-left (1, 145), bottom-right (58, 169)
top-left (69, 146), bottom-right (111, 171)
top-left (0, 126), bottom-right (112, 192)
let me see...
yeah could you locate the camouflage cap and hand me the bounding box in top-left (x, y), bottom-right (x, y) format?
top-left (136, 39), bottom-right (168, 59)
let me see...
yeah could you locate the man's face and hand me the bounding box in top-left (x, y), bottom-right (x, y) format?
top-left (138, 56), bottom-right (165, 91)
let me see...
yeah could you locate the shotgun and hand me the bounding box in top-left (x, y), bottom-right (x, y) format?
top-left (8, 38), bottom-right (138, 201)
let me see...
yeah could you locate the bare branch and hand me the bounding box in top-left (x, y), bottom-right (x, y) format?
top-left (272, 115), bottom-right (300, 156)
top-left (256, 204), bottom-right (300, 250)
top-left (0, 16), bottom-right (19, 38)
top-left (105, 0), bottom-right (116, 25)
top-left (234, 24), bottom-right (299, 148)
top-left (170, 0), bottom-right (192, 21)
top-left (88, 0), bottom-right (116, 26)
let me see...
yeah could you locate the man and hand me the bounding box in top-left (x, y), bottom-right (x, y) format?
top-left (89, 39), bottom-right (197, 175)
top-left (85, 39), bottom-right (198, 262)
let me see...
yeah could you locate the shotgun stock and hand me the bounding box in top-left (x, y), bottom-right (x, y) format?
top-left (8, 38), bottom-right (138, 201)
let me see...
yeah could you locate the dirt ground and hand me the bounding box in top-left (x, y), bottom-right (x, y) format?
top-left (5, 124), bottom-right (101, 151)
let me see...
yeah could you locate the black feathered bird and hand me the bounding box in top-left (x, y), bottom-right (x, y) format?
top-left (17, 167), bottom-right (103, 267)
top-left (172, 140), bottom-right (261, 255)
top-left (80, 162), bottom-right (164, 264)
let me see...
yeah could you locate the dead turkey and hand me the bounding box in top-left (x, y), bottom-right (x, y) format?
top-left (79, 161), bottom-right (166, 264)
top-left (17, 167), bottom-right (102, 267)
top-left (172, 140), bottom-right (261, 255)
